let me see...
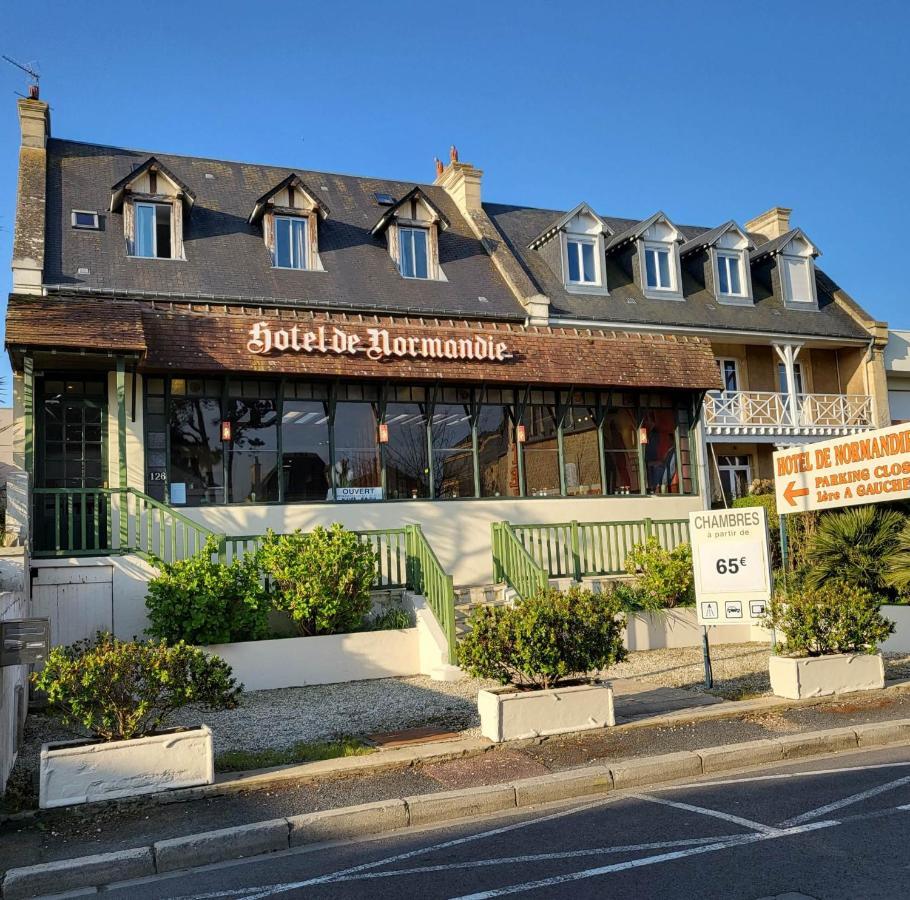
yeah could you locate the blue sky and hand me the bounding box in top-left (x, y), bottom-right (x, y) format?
top-left (2, 0), bottom-right (908, 405)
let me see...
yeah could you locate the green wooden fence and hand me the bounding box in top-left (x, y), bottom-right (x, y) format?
top-left (507, 517), bottom-right (690, 583)
top-left (31, 487), bottom-right (456, 660)
top-left (490, 521), bottom-right (549, 602)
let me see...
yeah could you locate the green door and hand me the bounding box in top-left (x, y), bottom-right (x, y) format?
top-left (34, 376), bottom-right (109, 553)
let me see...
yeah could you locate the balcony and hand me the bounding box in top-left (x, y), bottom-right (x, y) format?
top-left (704, 390), bottom-right (874, 439)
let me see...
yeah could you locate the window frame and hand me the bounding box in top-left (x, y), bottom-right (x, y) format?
top-left (716, 251), bottom-right (744, 298)
top-left (716, 358), bottom-right (740, 393)
top-left (273, 215), bottom-right (309, 271)
top-left (398, 226), bottom-right (431, 280)
top-left (132, 201), bottom-right (175, 260)
top-left (71, 210), bottom-right (99, 230)
top-left (639, 239), bottom-right (683, 300)
top-left (563, 234), bottom-right (602, 288)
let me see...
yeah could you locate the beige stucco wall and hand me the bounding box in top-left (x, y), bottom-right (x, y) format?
top-left (181, 494), bottom-right (704, 585)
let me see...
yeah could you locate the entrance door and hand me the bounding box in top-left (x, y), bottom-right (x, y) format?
top-left (34, 376), bottom-right (109, 553)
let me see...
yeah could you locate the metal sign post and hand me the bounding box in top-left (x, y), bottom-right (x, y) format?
top-left (701, 625), bottom-right (714, 688)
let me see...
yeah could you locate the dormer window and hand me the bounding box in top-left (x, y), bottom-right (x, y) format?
top-left (716, 252), bottom-right (743, 297)
top-left (135, 202), bottom-right (172, 259)
top-left (644, 243), bottom-right (674, 291)
top-left (751, 228), bottom-right (820, 309)
top-left (399, 226), bottom-right (429, 279)
top-left (110, 157), bottom-right (194, 261)
top-left (274, 215), bottom-right (308, 270)
top-left (780, 253), bottom-right (814, 303)
top-left (370, 187), bottom-right (450, 282)
top-left (250, 174), bottom-right (329, 273)
top-left (566, 238), bottom-right (597, 285)
top-left (528, 203), bottom-right (611, 295)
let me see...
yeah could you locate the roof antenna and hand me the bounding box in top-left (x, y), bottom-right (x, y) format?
top-left (2, 55), bottom-right (40, 98)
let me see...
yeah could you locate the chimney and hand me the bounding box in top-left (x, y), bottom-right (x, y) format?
top-left (12, 95), bottom-right (50, 294)
top-left (434, 151), bottom-right (483, 216)
top-left (434, 148), bottom-right (550, 324)
top-left (744, 206), bottom-right (792, 243)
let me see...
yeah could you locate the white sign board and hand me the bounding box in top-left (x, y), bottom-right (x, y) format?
top-left (335, 486), bottom-right (383, 502)
top-left (689, 508), bottom-right (772, 627)
top-left (773, 422), bottom-right (910, 515)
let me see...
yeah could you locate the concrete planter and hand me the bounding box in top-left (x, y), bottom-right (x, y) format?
top-left (769, 653), bottom-right (885, 700)
top-left (478, 681), bottom-right (615, 743)
top-left (39, 725), bottom-right (214, 809)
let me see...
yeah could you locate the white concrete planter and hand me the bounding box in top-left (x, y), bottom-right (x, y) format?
top-left (39, 725), bottom-right (214, 809)
top-left (478, 681), bottom-right (615, 743)
top-left (769, 653), bottom-right (885, 700)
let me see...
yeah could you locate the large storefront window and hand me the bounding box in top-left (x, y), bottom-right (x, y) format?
top-left (281, 394), bottom-right (331, 502)
top-left (602, 404), bottom-right (642, 495)
top-left (149, 378), bottom-right (697, 505)
top-left (384, 401), bottom-right (430, 499)
top-left (562, 404), bottom-right (602, 496)
top-left (642, 406), bottom-right (680, 494)
top-left (333, 401), bottom-right (382, 496)
top-left (169, 379), bottom-right (224, 505)
top-left (477, 403), bottom-right (518, 497)
top-left (521, 401), bottom-right (560, 497)
top-left (431, 401), bottom-right (475, 499)
top-left (226, 382), bottom-right (279, 504)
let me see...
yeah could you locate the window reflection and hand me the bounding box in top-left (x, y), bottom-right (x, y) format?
top-left (562, 406), bottom-right (601, 496)
top-left (431, 404), bottom-right (475, 498)
top-left (642, 408), bottom-right (679, 494)
top-left (522, 405), bottom-right (560, 497)
top-left (384, 402), bottom-right (430, 499)
top-left (226, 398), bottom-right (279, 503)
top-left (477, 405), bottom-right (518, 497)
top-left (333, 402), bottom-right (381, 496)
top-left (170, 397), bottom-right (224, 504)
top-left (603, 407), bottom-right (641, 495)
top-left (282, 400), bottom-right (331, 502)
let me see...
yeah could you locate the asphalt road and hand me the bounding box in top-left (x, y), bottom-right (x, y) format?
top-left (105, 746), bottom-right (910, 900)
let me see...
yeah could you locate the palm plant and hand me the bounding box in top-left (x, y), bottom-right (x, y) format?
top-left (885, 519), bottom-right (910, 596)
top-left (805, 506), bottom-right (905, 599)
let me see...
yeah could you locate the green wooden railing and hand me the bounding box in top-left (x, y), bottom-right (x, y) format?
top-left (406, 524), bottom-right (457, 664)
top-left (31, 488), bottom-right (457, 660)
top-left (491, 521), bottom-right (549, 602)
top-left (508, 517), bottom-right (691, 582)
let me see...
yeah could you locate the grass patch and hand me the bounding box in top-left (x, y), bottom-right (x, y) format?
top-left (215, 737), bottom-right (373, 773)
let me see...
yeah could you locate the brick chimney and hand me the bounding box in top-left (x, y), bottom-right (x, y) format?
top-left (12, 95), bottom-right (50, 294)
top-left (434, 150), bottom-right (550, 324)
top-left (744, 206), bottom-right (792, 243)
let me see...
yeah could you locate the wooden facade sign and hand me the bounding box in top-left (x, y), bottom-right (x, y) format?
top-left (247, 321), bottom-right (513, 362)
top-left (773, 423), bottom-right (910, 514)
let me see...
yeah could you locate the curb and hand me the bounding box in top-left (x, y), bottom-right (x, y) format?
top-left (4, 719), bottom-right (910, 898)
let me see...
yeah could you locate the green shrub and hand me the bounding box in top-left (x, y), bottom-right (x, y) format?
top-left (457, 585), bottom-right (627, 689)
top-left (764, 583), bottom-right (894, 657)
top-left (623, 537), bottom-right (694, 609)
top-left (805, 506), bottom-right (904, 600)
top-left (32, 632), bottom-right (241, 742)
top-left (145, 537), bottom-right (269, 645)
top-left (259, 524), bottom-right (377, 636)
top-left (732, 494), bottom-right (779, 531)
top-left (368, 602), bottom-right (413, 631)
top-left (886, 519), bottom-right (910, 598)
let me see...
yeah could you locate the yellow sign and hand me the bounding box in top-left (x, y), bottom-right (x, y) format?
top-left (773, 423), bottom-right (910, 514)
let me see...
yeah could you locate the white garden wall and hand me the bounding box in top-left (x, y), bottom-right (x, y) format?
top-left (624, 608), bottom-right (770, 651)
top-left (879, 605), bottom-right (910, 654)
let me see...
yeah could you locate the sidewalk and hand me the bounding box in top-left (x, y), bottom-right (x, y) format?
top-left (4, 679), bottom-right (910, 876)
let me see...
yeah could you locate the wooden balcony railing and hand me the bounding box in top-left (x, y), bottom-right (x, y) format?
top-left (704, 391), bottom-right (873, 433)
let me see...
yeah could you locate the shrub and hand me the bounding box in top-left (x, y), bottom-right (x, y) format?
top-left (457, 585), bottom-right (627, 689)
top-left (145, 537), bottom-right (270, 645)
top-left (623, 537), bottom-right (694, 609)
top-left (805, 506), bottom-right (904, 600)
top-left (732, 494), bottom-right (779, 531)
top-left (886, 519), bottom-right (910, 597)
top-left (764, 583), bottom-right (894, 657)
top-left (259, 524), bottom-right (377, 636)
top-left (368, 602), bottom-right (413, 631)
top-left (32, 632), bottom-right (241, 742)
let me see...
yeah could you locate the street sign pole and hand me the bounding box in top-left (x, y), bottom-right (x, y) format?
top-left (701, 625), bottom-right (713, 688)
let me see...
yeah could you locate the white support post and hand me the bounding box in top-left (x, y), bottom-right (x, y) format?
top-left (773, 342), bottom-right (803, 427)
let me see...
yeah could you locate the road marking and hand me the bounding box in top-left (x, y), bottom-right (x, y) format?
top-left (310, 835), bottom-right (747, 885)
top-left (779, 773), bottom-right (910, 826)
top-left (238, 794), bottom-right (624, 899)
top-left (449, 822), bottom-right (836, 900)
top-left (629, 793), bottom-right (780, 834)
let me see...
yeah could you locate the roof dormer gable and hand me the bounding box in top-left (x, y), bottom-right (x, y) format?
top-left (527, 202), bottom-right (612, 250)
top-left (249, 174), bottom-right (329, 225)
top-left (604, 212), bottom-right (684, 300)
top-left (751, 228), bottom-right (821, 308)
top-left (370, 187), bottom-right (449, 281)
top-left (109, 157), bottom-right (194, 212)
top-left (680, 222), bottom-right (755, 305)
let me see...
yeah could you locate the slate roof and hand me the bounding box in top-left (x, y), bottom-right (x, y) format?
top-left (43, 139), bottom-right (525, 321)
top-left (679, 221), bottom-right (752, 257)
top-left (485, 203), bottom-right (871, 341)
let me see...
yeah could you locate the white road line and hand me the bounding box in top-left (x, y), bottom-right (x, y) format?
top-left (310, 835), bottom-right (745, 885)
top-left (237, 793), bottom-right (624, 899)
top-left (779, 773), bottom-right (910, 826)
top-left (448, 821), bottom-right (837, 900)
top-left (653, 758), bottom-right (910, 793)
top-left (629, 793), bottom-right (780, 834)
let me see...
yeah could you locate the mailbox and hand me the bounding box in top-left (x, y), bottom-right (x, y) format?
top-left (1, 618), bottom-right (50, 667)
